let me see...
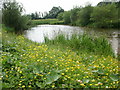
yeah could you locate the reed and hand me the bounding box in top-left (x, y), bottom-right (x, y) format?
top-left (45, 34), bottom-right (114, 56)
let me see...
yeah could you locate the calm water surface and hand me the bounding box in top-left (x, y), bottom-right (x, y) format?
top-left (25, 25), bottom-right (120, 55)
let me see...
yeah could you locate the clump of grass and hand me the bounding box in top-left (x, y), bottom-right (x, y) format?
top-left (45, 34), bottom-right (114, 56)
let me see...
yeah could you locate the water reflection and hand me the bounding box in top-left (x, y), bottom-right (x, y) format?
top-left (25, 25), bottom-right (84, 42)
top-left (25, 25), bottom-right (119, 55)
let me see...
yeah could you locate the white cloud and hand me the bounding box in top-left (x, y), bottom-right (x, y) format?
top-left (16, 0), bottom-right (103, 14)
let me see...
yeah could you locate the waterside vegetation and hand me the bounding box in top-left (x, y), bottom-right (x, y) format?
top-left (58, 3), bottom-right (119, 28)
top-left (31, 2), bottom-right (119, 29)
top-left (1, 0), bottom-right (120, 89)
top-left (32, 19), bottom-right (64, 26)
top-left (2, 28), bottom-right (119, 88)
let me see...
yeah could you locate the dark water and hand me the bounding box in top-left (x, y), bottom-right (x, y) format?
top-left (25, 25), bottom-right (120, 55)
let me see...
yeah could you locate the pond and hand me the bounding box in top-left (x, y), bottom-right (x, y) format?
top-left (25, 25), bottom-right (120, 55)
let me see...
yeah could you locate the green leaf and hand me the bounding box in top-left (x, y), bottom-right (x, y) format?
top-left (36, 82), bottom-right (45, 88)
top-left (92, 70), bottom-right (98, 73)
top-left (109, 74), bottom-right (119, 81)
top-left (83, 79), bottom-right (89, 83)
top-left (45, 71), bottom-right (61, 85)
top-left (2, 83), bottom-right (12, 88)
top-left (45, 77), bottom-right (53, 84)
top-left (33, 69), bottom-right (39, 74)
top-left (53, 74), bottom-right (61, 81)
top-left (33, 65), bottom-right (44, 74)
top-left (97, 70), bottom-right (104, 74)
top-left (88, 66), bottom-right (96, 70)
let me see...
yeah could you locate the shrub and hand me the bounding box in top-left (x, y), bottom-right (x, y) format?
top-left (90, 3), bottom-right (118, 28)
top-left (2, 1), bottom-right (31, 32)
top-left (77, 5), bottom-right (93, 26)
top-left (63, 11), bottom-right (71, 24)
top-left (57, 12), bottom-right (64, 21)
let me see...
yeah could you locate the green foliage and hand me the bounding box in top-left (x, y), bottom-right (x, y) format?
top-left (2, 1), bottom-right (31, 32)
top-left (57, 12), bottom-right (64, 21)
top-left (70, 7), bottom-right (81, 25)
top-left (45, 34), bottom-right (114, 56)
top-left (31, 12), bottom-right (39, 19)
top-left (60, 3), bottom-right (119, 28)
top-left (91, 3), bottom-right (119, 28)
top-left (63, 11), bottom-right (71, 24)
top-left (2, 29), bottom-right (119, 88)
top-left (32, 19), bottom-right (64, 25)
top-left (44, 6), bottom-right (64, 19)
top-left (77, 5), bottom-right (93, 26)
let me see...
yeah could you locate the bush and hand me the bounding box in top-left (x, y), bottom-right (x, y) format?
top-left (90, 3), bottom-right (118, 28)
top-left (2, 1), bottom-right (31, 32)
top-left (77, 5), bottom-right (93, 26)
top-left (57, 12), bottom-right (64, 21)
top-left (70, 7), bottom-right (81, 25)
top-left (63, 11), bottom-right (71, 24)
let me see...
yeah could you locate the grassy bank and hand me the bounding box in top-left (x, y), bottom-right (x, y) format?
top-left (32, 19), bottom-right (64, 26)
top-left (1, 27), bottom-right (119, 88)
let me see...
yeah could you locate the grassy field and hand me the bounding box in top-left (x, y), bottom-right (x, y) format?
top-left (1, 27), bottom-right (119, 88)
top-left (32, 19), bottom-right (64, 26)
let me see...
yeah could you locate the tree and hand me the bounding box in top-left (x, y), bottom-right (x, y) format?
top-left (91, 3), bottom-right (118, 28)
top-left (46, 6), bottom-right (64, 19)
top-left (77, 5), bottom-right (93, 26)
top-left (70, 6), bottom-right (81, 25)
top-left (2, 0), bottom-right (30, 32)
top-left (35, 12), bottom-right (39, 19)
top-left (31, 13), bottom-right (35, 19)
top-left (57, 12), bottom-right (64, 20)
top-left (63, 11), bottom-right (71, 24)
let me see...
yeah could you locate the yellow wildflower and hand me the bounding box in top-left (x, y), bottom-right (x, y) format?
top-left (80, 84), bottom-right (85, 86)
top-left (22, 85), bottom-right (25, 88)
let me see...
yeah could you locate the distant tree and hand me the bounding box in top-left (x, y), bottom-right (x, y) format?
top-left (31, 12), bottom-right (43, 19)
top-left (2, 0), bottom-right (31, 32)
top-left (38, 12), bottom-right (42, 19)
top-left (46, 6), bottom-right (64, 18)
top-left (34, 12), bottom-right (40, 19)
top-left (43, 12), bottom-right (49, 19)
top-left (57, 12), bottom-right (64, 20)
top-left (31, 13), bottom-right (35, 19)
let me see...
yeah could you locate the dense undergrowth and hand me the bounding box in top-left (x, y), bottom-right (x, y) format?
top-left (1, 27), bottom-right (119, 88)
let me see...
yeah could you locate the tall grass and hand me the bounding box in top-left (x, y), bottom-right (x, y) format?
top-left (45, 34), bottom-right (114, 56)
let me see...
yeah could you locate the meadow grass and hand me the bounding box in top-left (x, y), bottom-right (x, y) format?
top-left (1, 28), bottom-right (119, 88)
top-left (32, 19), bottom-right (64, 26)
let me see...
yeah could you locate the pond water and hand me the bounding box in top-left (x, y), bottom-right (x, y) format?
top-left (25, 25), bottom-right (120, 55)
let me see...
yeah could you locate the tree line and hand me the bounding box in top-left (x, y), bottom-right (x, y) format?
top-left (2, 0), bottom-right (120, 33)
top-left (57, 2), bottom-right (119, 28)
top-left (30, 6), bottom-right (64, 19)
top-left (2, 0), bottom-right (64, 32)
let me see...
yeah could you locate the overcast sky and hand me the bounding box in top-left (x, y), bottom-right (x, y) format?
top-left (17, 0), bottom-right (103, 14)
